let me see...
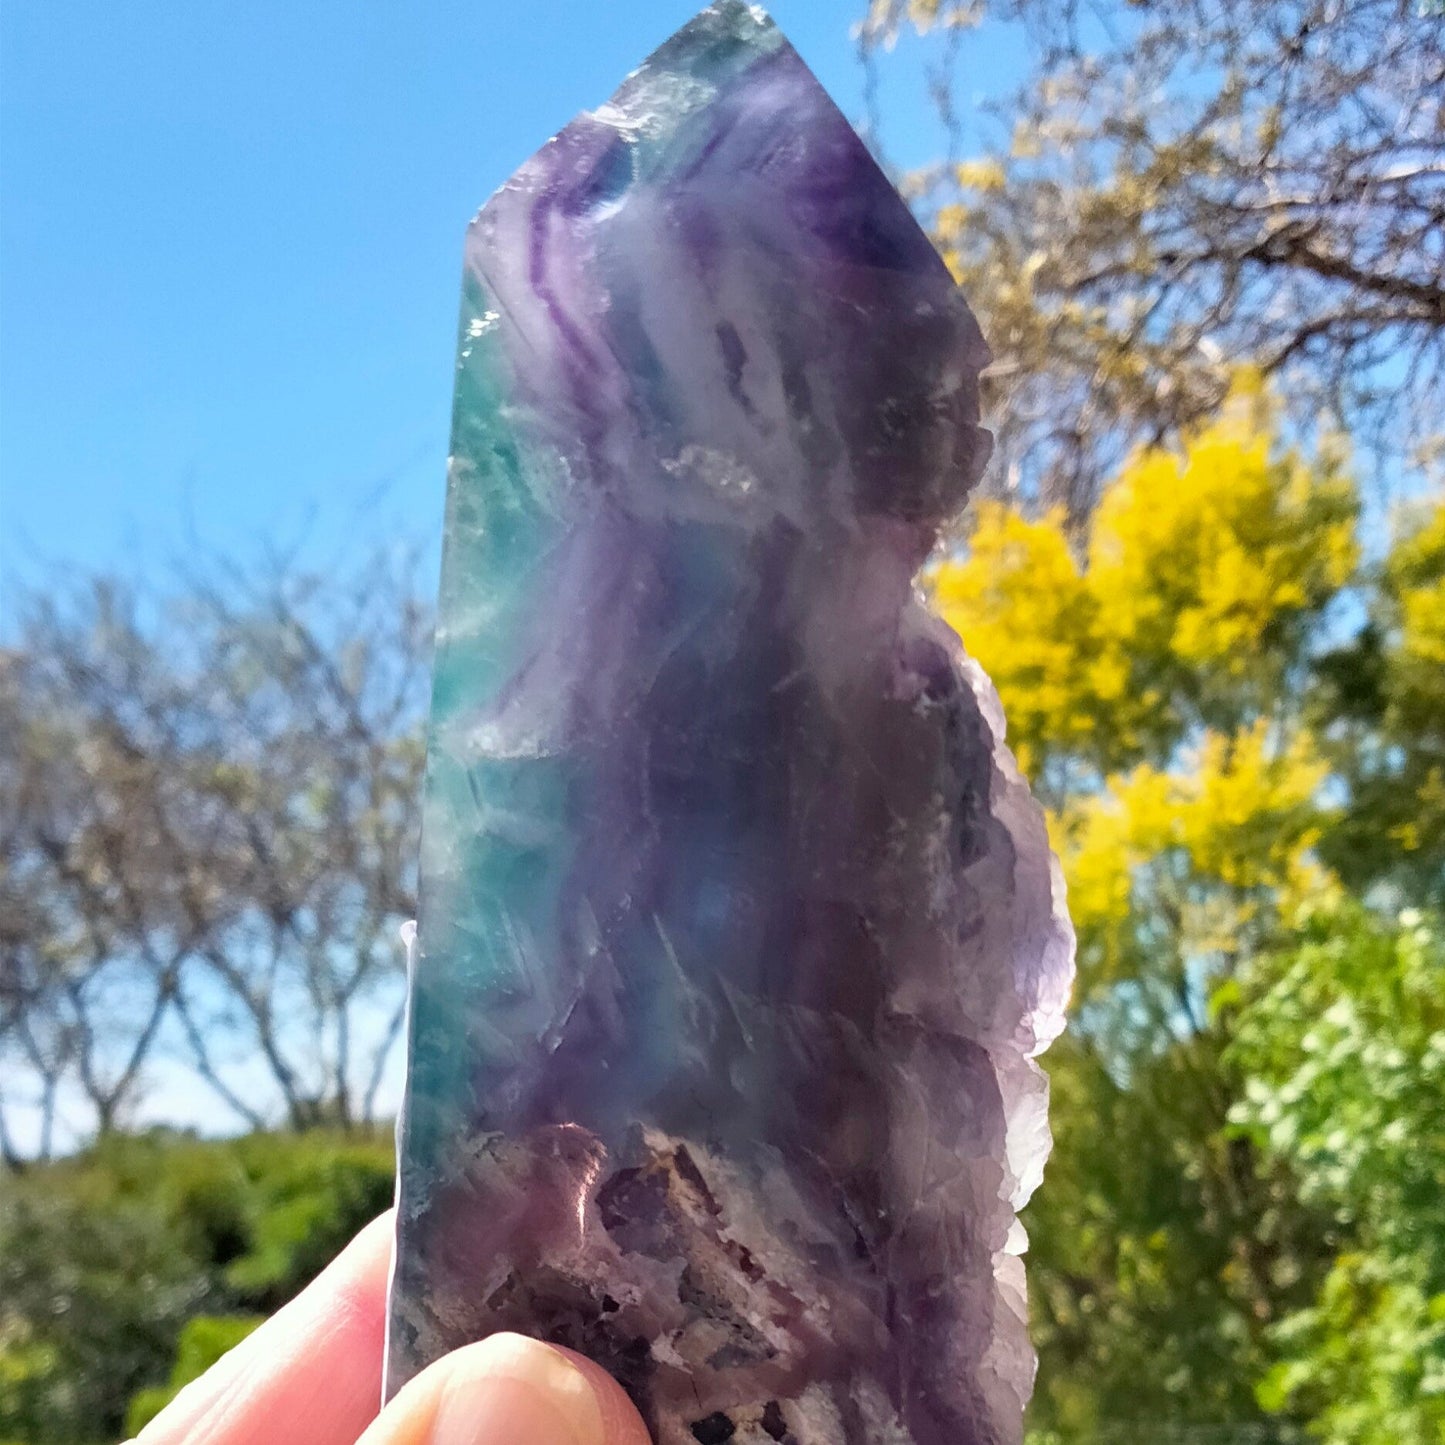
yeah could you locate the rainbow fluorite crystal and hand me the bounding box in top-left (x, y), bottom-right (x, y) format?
top-left (387, 6), bottom-right (1074, 1442)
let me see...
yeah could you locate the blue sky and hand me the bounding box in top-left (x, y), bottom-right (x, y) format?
top-left (1, 1), bottom-right (1025, 592)
top-left (1, 2), bottom-right (1029, 1147)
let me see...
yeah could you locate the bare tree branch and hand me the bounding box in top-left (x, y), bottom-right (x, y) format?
top-left (0, 546), bottom-right (429, 1153)
top-left (862, 0), bottom-right (1445, 521)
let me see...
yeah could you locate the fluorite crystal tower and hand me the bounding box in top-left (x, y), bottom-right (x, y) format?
top-left (388, 5), bottom-right (1074, 1441)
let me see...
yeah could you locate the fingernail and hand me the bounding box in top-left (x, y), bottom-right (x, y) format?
top-left (428, 1333), bottom-right (607, 1445)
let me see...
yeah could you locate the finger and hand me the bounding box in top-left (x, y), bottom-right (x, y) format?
top-left (132, 1210), bottom-right (394, 1445)
top-left (358, 1332), bottom-right (652, 1445)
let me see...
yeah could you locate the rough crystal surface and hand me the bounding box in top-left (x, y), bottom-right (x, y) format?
top-left (387, 5), bottom-right (1075, 1441)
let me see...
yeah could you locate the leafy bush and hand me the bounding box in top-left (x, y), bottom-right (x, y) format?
top-left (1229, 909), bottom-right (1445, 1444)
top-left (124, 1314), bottom-right (264, 1438)
top-left (0, 1185), bottom-right (209, 1444)
top-left (0, 1128), bottom-right (393, 1445)
top-left (222, 1133), bottom-right (395, 1309)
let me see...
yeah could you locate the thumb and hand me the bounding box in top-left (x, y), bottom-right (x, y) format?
top-left (358, 1333), bottom-right (652, 1445)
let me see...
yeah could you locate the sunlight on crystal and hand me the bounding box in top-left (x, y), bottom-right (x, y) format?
top-left (387, 6), bottom-right (1073, 1440)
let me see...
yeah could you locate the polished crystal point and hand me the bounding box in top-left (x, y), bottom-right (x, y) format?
top-left (387, 5), bottom-right (1074, 1441)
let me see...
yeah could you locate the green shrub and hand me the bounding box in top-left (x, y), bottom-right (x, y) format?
top-left (0, 1183), bottom-right (211, 1444)
top-left (225, 1132), bottom-right (395, 1308)
top-left (123, 1314), bottom-right (263, 1438)
top-left (0, 1127), bottom-right (394, 1445)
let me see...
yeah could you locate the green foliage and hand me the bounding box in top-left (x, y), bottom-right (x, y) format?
top-left (221, 1131), bottom-right (395, 1308)
top-left (1317, 499), bottom-right (1445, 907)
top-left (1255, 1254), bottom-right (1444, 1445)
top-left (935, 392), bottom-right (1445, 1442)
top-left (1022, 1034), bottom-right (1303, 1440)
top-left (124, 1314), bottom-right (263, 1438)
top-left (1229, 909), bottom-right (1445, 1443)
top-left (0, 1185), bottom-right (208, 1445)
top-left (0, 1129), bottom-right (392, 1445)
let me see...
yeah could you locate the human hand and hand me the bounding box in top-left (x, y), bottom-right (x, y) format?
top-left (130, 1213), bottom-right (652, 1445)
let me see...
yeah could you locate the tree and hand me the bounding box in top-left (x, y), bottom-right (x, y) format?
top-left (0, 1128), bottom-right (394, 1444)
top-left (1316, 496), bottom-right (1445, 906)
top-left (0, 548), bottom-right (430, 1149)
top-left (1228, 907), bottom-right (1445, 1445)
top-left (931, 382), bottom-right (1442, 1440)
top-left (0, 620), bottom-right (202, 1149)
top-left (932, 373), bottom-right (1357, 790)
top-left (156, 552), bottom-right (430, 1130)
top-left (861, 0), bottom-right (1445, 520)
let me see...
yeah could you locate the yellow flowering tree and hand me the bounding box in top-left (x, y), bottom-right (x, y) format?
top-left (935, 381), bottom-right (1357, 1008)
top-left (1320, 497), bottom-right (1445, 908)
top-left (1059, 722), bottom-right (1332, 999)
top-left (935, 377), bottom-right (1357, 790)
top-left (933, 382), bottom-right (1441, 1441)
